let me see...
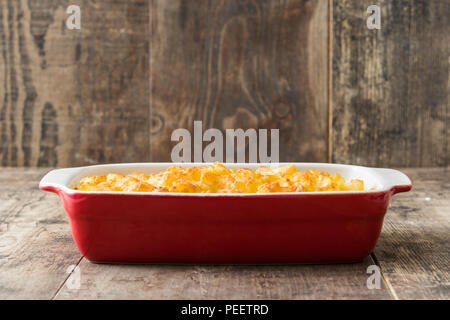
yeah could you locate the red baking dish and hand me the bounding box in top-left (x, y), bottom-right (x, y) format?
top-left (39, 163), bottom-right (411, 264)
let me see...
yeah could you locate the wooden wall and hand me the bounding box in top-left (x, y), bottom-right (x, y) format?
top-left (333, 0), bottom-right (449, 167)
top-left (0, 0), bottom-right (448, 167)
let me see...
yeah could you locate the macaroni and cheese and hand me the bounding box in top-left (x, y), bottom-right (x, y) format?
top-left (74, 163), bottom-right (364, 193)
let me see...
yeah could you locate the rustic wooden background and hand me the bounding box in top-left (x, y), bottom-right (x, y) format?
top-left (0, 0), bottom-right (448, 168)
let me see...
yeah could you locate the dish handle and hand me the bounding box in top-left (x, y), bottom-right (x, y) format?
top-left (373, 168), bottom-right (412, 195)
top-left (39, 167), bottom-right (80, 194)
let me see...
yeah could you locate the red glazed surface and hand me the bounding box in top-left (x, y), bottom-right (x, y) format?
top-left (40, 183), bottom-right (410, 264)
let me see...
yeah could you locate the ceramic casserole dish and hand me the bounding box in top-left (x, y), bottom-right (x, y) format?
top-left (39, 163), bottom-right (412, 263)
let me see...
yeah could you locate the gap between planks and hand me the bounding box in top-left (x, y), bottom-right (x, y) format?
top-left (327, 0), bottom-right (333, 163)
top-left (149, 0), bottom-right (154, 161)
top-left (51, 255), bottom-right (84, 300)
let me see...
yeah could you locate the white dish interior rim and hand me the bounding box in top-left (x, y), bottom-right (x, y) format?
top-left (39, 162), bottom-right (412, 196)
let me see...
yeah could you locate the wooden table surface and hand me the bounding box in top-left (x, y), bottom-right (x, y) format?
top-left (0, 167), bottom-right (448, 300)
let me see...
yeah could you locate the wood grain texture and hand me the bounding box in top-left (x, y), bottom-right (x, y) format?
top-left (76, 0), bottom-right (150, 165)
top-left (150, 0), bottom-right (329, 162)
top-left (374, 168), bottom-right (450, 299)
top-left (0, 0), bottom-right (150, 167)
top-left (54, 256), bottom-right (391, 299)
top-left (332, 0), bottom-right (449, 167)
top-left (0, 168), bottom-right (81, 299)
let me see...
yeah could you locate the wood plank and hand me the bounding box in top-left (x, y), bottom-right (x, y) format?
top-left (75, 0), bottom-right (150, 166)
top-left (0, 0), bottom-right (150, 167)
top-left (0, 168), bottom-right (82, 299)
top-left (332, 0), bottom-right (449, 167)
top-left (150, 0), bottom-right (329, 162)
top-left (55, 256), bottom-right (391, 299)
top-left (374, 168), bottom-right (450, 299)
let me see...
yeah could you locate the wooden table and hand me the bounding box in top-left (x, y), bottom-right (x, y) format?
top-left (0, 168), bottom-right (448, 300)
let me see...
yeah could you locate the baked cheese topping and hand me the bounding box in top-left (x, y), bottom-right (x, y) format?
top-left (74, 163), bottom-right (364, 193)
